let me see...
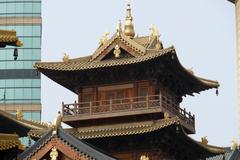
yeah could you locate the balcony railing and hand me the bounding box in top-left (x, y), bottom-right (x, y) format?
top-left (62, 94), bottom-right (195, 132)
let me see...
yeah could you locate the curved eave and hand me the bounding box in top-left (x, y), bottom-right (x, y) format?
top-left (0, 110), bottom-right (49, 137)
top-left (35, 46), bottom-right (174, 71)
top-left (179, 127), bottom-right (225, 155)
top-left (35, 46), bottom-right (219, 95)
top-left (172, 53), bottom-right (219, 94)
top-left (28, 117), bottom-right (225, 156)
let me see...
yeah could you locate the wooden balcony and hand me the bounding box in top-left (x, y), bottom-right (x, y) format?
top-left (62, 95), bottom-right (195, 134)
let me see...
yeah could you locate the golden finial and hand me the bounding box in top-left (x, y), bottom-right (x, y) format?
top-left (124, 3), bottom-right (135, 38)
top-left (50, 147), bottom-right (58, 160)
top-left (62, 53), bottom-right (69, 63)
top-left (201, 136), bottom-right (208, 145)
top-left (113, 45), bottom-right (121, 58)
top-left (140, 155), bottom-right (150, 160)
top-left (99, 32), bottom-right (109, 46)
top-left (16, 109), bottom-right (23, 120)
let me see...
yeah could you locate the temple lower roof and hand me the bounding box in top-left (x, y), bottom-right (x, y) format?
top-left (28, 117), bottom-right (225, 155)
top-left (0, 133), bottom-right (24, 151)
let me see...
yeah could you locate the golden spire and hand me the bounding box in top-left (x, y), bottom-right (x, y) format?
top-left (124, 3), bottom-right (135, 38)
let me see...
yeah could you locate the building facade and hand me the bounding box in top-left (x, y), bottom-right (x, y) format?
top-left (0, 0), bottom-right (42, 121)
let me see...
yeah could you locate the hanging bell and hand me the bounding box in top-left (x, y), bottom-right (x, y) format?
top-left (216, 88), bottom-right (219, 96)
top-left (13, 48), bottom-right (18, 61)
top-left (176, 125), bottom-right (180, 134)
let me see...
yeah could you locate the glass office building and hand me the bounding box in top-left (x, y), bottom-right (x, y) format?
top-left (0, 0), bottom-right (42, 121)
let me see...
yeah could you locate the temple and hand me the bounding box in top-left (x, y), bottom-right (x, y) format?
top-left (27, 4), bottom-right (223, 160)
top-left (14, 3), bottom-right (236, 160)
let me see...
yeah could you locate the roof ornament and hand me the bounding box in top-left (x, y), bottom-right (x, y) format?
top-left (124, 3), bottom-right (135, 38)
top-left (62, 53), bottom-right (69, 63)
top-left (50, 147), bottom-right (58, 160)
top-left (140, 155), bottom-right (150, 160)
top-left (113, 44), bottom-right (121, 58)
top-left (16, 109), bottom-right (24, 120)
top-left (53, 111), bottom-right (62, 134)
top-left (188, 67), bottom-right (194, 75)
top-left (117, 20), bottom-right (122, 34)
top-left (149, 24), bottom-right (163, 51)
top-left (231, 140), bottom-right (238, 150)
top-left (164, 112), bottom-right (170, 119)
top-left (99, 32), bottom-right (109, 46)
top-left (149, 24), bottom-right (160, 41)
top-left (201, 136), bottom-right (208, 145)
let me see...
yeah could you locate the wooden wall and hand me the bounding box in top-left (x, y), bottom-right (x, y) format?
top-left (77, 80), bottom-right (179, 107)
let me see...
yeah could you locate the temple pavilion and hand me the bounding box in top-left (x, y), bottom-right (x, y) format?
top-left (18, 3), bottom-right (233, 160)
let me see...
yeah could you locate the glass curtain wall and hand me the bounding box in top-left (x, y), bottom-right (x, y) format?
top-left (0, 0), bottom-right (42, 122)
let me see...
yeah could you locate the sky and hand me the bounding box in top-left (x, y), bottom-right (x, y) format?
top-left (41, 0), bottom-right (237, 147)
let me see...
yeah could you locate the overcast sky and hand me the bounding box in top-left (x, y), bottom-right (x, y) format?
top-left (41, 0), bottom-right (237, 146)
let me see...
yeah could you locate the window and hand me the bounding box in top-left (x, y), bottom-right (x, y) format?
top-left (82, 94), bottom-right (92, 102)
top-left (139, 87), bottom-right (148, 97)
top-left (0, 3), bottom-right (6, 14)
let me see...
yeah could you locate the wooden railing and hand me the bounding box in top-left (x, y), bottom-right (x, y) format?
top-left (62, 94), bottom-right (195, 129)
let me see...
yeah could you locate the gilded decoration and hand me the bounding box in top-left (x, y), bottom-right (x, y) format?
top-left (149, 24), bottom-right (160, 41)
top-left (117, 20), bottom-right (122, 33)
top-left (16, 109), bottom-right (24, 120)
top-left (62, 53), bottom-right (70, 63)
top-left (113, 44), bottom-right (121, 58)
top-left (164, 112), bottom-right (170, 119)
top-left (99, 32), bottom-right (109, 46)
top-left (140, 155), bottom-right (150, 160)
top-left (53, 111), bottom-right (62, 133)
top-left (50, 147), bottom-right (58, 160)
top-left (124, 4), bottom-right (135, 38)
top-left (231, 140), bottom-right (238, 150)
top-left (201, 136), bottom-right (208, 145)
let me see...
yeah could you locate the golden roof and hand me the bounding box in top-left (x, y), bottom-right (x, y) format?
top-left (35, 44), bottom-right (171, 71)
top-left (28, 117), bottom-right (225, 155)
top-left (0, 29), bottom-right (22, 47)
top-left (0, 133), bottom-right (24, 151)
top-left (28, 117), bottom-right (179, 139)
